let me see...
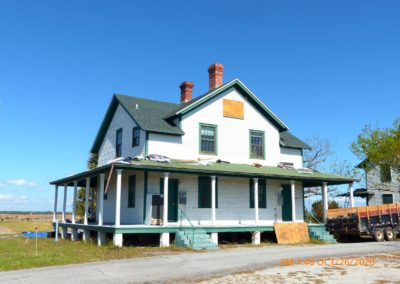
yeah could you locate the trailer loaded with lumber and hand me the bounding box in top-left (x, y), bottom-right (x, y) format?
top-left (326, 203), bottom-right (400, 241)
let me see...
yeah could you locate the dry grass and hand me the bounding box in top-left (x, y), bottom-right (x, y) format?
top-left (0, 221), bottom-right (53, 235)
top-left (0, 216), bottom-right (190, 271)
top-left (0, 237), bottom-right (187, 271)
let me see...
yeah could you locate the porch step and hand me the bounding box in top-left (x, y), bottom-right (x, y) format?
top-left (175, 229), bottom-right (219, 250)
top-left (308, 224), bottom-right (337, 244)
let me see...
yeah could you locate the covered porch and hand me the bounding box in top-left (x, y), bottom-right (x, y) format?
top-left (50, 160), bottom-right (357, 247)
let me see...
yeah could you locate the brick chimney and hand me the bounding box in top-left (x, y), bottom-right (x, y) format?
top-left (208, 63), bottom-right (224, 90)
top-left (180, 81), bottom-right (194, 103)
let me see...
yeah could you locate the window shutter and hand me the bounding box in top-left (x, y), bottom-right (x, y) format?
top-left (128, 175), bottom-right (136, 208)
top-left (249, 179), bottom-right (266, 208)
top-left (249, 179), bottom-right (254, 208)
top-left (260, 179), bottom-right (267, 208)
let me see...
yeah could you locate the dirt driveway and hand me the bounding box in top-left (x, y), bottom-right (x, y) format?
top-left (199, 251), bottom-right (400, 284)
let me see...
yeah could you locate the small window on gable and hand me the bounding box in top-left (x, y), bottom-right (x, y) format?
top-left (200, 124), bottom-right (217, 154)
top-left (250, 130), bottom-right (265, 159)
top-left (380, 164), bottom-right (392, 183)
top-left (132, 127), bottom-right (140, 147)
top-left (116, 128), bottom-right (123, 158)
top-left (198, 176), bottom-right (218, 208)
top-left (249, 179), bottom-right (267, 208)
top-left (128, 175), bottom-right (136, 208)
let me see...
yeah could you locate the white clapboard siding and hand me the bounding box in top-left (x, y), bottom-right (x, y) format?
top-left (102, 172), bottom-right (305, 225)
top-left (148, 87), bottom-right (303, 168)
top-left (98, 105), bottom-right (145, 166)
top-left (102, 170), bottom-right (144, 225)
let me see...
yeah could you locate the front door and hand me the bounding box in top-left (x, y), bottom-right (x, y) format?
top-left (160, 178), bottom-right (179, 222)
top-left (281, 185), bottom-right (292, 221)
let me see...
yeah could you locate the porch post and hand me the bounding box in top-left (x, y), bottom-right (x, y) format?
top-left (53, 185), bottom-right (58, 222)
top-left (322, 182), bottom-right (328, 223)
top-left (163, 172), bottom-right (169, 226)
top-left (113, 169), bottom-right (123, 247)
top-left (290, 180), bottom-right (296, 222)
top-left (71, 181), bottom-right (78, 241)
top-left (211, 175), bottom-right (216, 225)
top-left (98, 174), bottom-right (105, 226)
top-left (160, 172), bottom-right (170, 247)
top-left (253, 178), bottom-right (259, 225)
top-left (349, 182), bottom-right (355, 208)
top-left (62, 184), bottom-right (67, 222)
top-left (84, 177), bottom-right (90, 225)
top-left (115, 169), bottom-right (123, 226)
top-left (83, 177), bottom-right (91, 242)
top-left (61, 184), bottom-right (68, 239)
top-left (97, 173), bottom-right (106, 246)
top-left (72, 181), bottom-right (78, 224)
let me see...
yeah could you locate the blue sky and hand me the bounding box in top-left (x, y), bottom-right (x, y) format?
top-left (0, 1), bottom-right (399, 211)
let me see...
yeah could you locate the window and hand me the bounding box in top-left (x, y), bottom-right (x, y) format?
top-left (128, 175), bottom-right (136, 208)
top-left (250, 130), bottom-right (265, 159)
top-left (382, 194), bottom-right (393, 204)
top-left (200, 124), bottom-right (217, 154)
top-left (115, 128), bottom-right (123, 158)
top-left (249, 179), bottom-right (267, 208)
top-left (198, 176), bottom-right (218, 208)
top-left (380, 164), bottom-right (392, 182)
top-left (132, 127), bottom-right (140, 147)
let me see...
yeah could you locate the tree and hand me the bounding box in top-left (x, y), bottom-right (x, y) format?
top-left (303, 137), bottom-right (333, 171)
top-left (302, 137), bottom-right (362, 210)
top-left (310, 200), bottom-right (340, 222)
top-left (351, 118), bottom-right (400, 170)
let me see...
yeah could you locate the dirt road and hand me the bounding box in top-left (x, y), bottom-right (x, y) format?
top-left (1, 241), bottom-right (399, 283)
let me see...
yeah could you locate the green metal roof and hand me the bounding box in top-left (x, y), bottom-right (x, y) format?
top-left (91, 94), bottom-right (184, 153)
top-left (50, 160), bottom-right (357, 187)
top-left (280, 131), bottom-right (311, 150)
top-left (115, 94), bottom-right (184, 135)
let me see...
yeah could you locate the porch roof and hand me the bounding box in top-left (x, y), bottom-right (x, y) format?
top-left (50, 160), bottom-right (358, 187)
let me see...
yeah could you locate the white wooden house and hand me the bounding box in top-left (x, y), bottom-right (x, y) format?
top-left (357, 162), bottom-right (399, 205)
top-left (51, 63), bottom-right (356, 248)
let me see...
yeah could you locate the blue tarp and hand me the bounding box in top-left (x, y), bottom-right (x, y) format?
top-left (21, 232), bottom-right (49, 238)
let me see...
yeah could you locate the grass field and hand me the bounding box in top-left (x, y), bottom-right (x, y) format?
top-left (0, 215), bottom-right (187, 271)
top-left (0, 237), bottom-right (186, 271)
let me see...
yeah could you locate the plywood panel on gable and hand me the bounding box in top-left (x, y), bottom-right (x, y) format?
top-left (223, 99), bottom-right (244, 119)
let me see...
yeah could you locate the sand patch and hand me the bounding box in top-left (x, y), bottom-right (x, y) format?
top-left (0, 227), bottom-right (14, 235)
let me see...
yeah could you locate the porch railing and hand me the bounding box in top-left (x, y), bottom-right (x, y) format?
top-left (179, 209), bottom-right (195, 248)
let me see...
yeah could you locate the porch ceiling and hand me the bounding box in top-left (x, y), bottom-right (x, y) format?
top-left (50, 160), bottom-right (358, 187)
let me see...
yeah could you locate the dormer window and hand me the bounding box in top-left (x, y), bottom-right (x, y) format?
top-left (132, 127), bottom-right (140, 147)
top-left (200, 124), bottom-right (217, 155)
top-left (116, 128), bottom-right (123, 158)
top-left (250, 130), bottom-right (265, 159)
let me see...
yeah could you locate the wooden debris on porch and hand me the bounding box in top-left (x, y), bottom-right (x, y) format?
top-left (104, 162), bottom-right (115, 194)
top-left (274, 222), bottom-right (310, 244)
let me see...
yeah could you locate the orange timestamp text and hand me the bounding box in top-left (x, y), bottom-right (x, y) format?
top-left (280, 257), bottom-right (376, 267)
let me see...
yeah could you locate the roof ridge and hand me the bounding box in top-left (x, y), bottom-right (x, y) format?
top-left (114, 93), bottom-right (179, 106)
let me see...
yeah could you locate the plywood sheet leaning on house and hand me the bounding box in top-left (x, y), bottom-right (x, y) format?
top-left (223, 99), bottom-right (244, 119)
top-left (274, 222), bottom-right (310, 244)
